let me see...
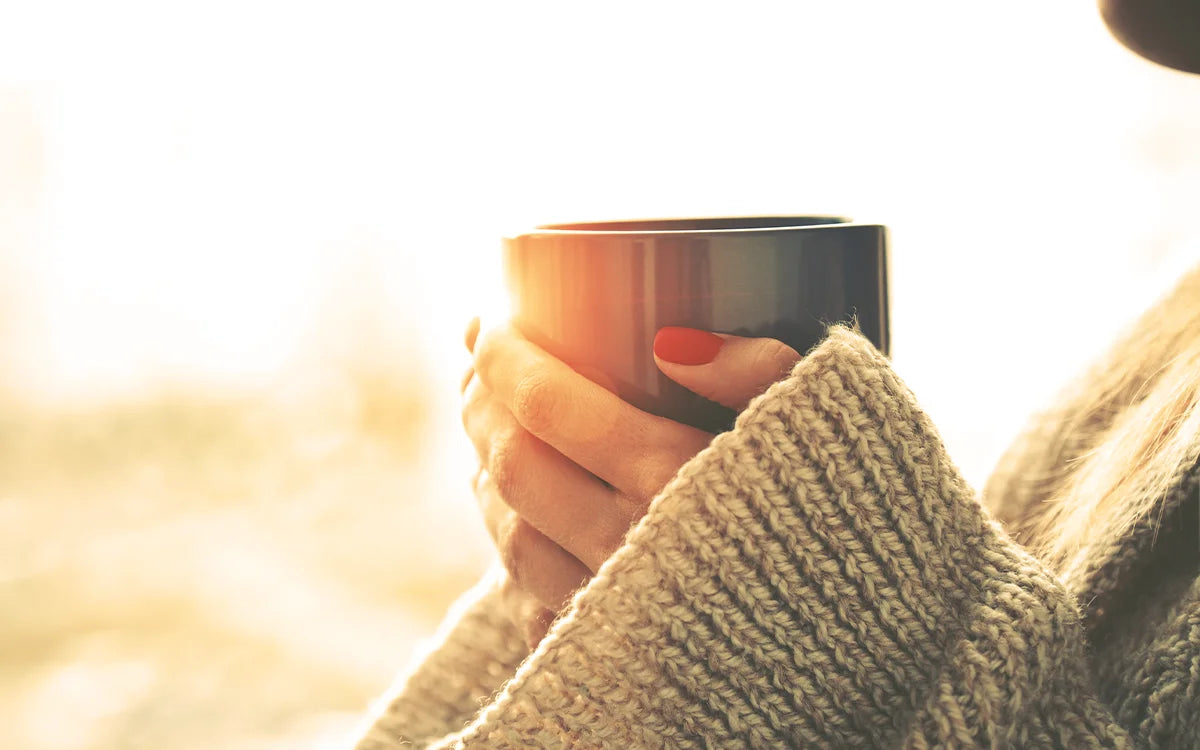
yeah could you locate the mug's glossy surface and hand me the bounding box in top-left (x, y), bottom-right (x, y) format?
top-left (503, 216), bottom-right (889, 433)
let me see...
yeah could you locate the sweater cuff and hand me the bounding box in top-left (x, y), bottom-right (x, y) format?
top-left (446, 327), bottom-right (1121, 748)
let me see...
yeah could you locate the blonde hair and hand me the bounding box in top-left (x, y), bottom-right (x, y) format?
top-left (987, 264), bottom-right (1200, 574)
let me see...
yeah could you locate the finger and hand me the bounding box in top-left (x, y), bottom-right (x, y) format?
top-left (500, 518), bottom-right (590, 613)
top-left (571, 363), bottom-right (619, 394)
top-left (460, 365), bottom-right (475, 394)
top-left (523, 608), bottom-right (556, 650)
top-left (474, 468), bottom-right (507, 540)
top-left (473, 324), bottom-right (711, 499)
top-left (475, 471), bottom-right (592, 610)
top-left (461, 374), bottom-right (490, 438)
top-left (653, 328), bottom-right (801, 411)
top-left (496, 569), bottom-right (557, 648)
top-left (464, 316), bottom-right (481, 353)
top-left (464, 399), bottom-right (629, 571)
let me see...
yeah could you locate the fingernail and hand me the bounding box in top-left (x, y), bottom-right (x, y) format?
top-left (653, 327), bottom-right (724, 365)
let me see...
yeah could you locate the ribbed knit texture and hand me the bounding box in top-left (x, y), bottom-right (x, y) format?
top-left (351, 327), bottom-right (1200, 749)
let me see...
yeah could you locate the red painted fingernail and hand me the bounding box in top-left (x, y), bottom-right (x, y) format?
top-left (653, 327), bottom-right (724, 365)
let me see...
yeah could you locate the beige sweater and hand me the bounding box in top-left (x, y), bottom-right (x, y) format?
top-left (351, 327), bottom-right (1200, 748)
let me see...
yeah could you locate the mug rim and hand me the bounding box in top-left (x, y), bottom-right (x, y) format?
top-left (507, 215), bottom-right (874, 238)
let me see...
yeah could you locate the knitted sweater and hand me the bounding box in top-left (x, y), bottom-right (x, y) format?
top-left (351, 327), bottom-right (1200, 748)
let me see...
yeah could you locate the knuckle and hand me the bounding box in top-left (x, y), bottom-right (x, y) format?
top-left (460, 396), bottom-right (474, 431)
top-left (474, 471), bottom-right (505, 539)
top-left (630, 455), bottom-right (681, 506)
top-left (460, 400), bottom-right (480, 437)
top-left (473, 467), bottom-right (497, 514)
top-left (460, 379), bottom-right (485, 425)
top-left (488, 427), bottom-right (532, 501)
top-left (464, 317), bottom-right (481, 353)
top-left (751, 338), bottom-right (801, 380)
top-left (498, 517), bottom-right (539, 586)
top-left (471, 327), bottom-right (503, 380)
top-left (523, 608), bottom-right (554, 647)
top-left (497, 568), bottom-right (521, 601)
top-left (511, 369), bottom-right (561, 435)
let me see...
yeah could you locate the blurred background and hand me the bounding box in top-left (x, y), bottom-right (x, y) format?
top-left (1, 1), bottom-right (1198, 748)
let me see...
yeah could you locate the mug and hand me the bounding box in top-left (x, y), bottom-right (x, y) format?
top-left (502, 216), bottom-right (889, 433)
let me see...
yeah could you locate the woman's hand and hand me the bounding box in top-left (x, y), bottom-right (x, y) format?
top-left (461, 319), bottom-right (801, 646)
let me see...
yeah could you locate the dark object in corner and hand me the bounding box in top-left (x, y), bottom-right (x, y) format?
top-left (1100, 0), bottom-right (1200, 74)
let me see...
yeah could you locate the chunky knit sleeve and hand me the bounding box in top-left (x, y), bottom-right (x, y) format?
top-left (413, 327), bottom-right (1134, 748)
top-left (352, 568), bottom-right (529, 749)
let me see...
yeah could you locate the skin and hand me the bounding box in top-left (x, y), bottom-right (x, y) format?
top-left (461, 319), bottom-right (801, 646)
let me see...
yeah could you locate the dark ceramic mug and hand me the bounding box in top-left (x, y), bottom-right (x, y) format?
top-left (502, 216), bottom-right (889, 433)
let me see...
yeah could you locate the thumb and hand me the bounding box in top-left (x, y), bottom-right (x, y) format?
top-left (653, 327), bottom-right (801, 411)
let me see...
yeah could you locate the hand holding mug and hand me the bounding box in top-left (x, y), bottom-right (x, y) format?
top-left (473, 214), bottom-right (888, 645)
top-left (461, 318), bottom-right (802, 646)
